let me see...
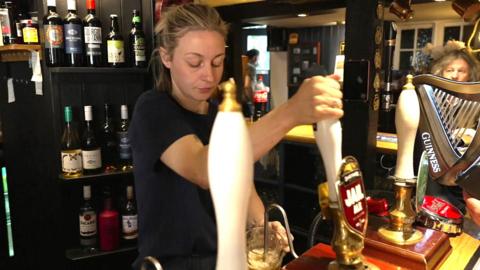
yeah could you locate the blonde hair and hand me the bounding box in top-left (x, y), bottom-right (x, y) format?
top-left (150, 3), bottom-right (229, 92)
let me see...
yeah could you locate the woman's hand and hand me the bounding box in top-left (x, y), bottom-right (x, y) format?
top-left (286, 75), bottom-right (343, 126)
top-left (463, 191), bottom-right (480, 225)
top-left (268, 221), bottom-right (293, 253)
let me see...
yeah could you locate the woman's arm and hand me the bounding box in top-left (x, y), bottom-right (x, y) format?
top-left (159, 75), bottom-right (343, 189)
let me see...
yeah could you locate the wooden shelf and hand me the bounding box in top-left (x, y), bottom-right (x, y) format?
top-left (49, 67), bottom-right (149, 74)
top-left (59, 169), bottom-right (133, 183)
top-left (284, 183), bottom-right (316, 195)
top-left (254, 176), bottom-right (279, 185)
top-left (65, 243), bottom-right (137, 261)
top-left (0, 44), bottom-right (41, 62)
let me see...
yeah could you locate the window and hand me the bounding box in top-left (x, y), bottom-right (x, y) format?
top-left (443, 23), bottom-right (473, 44)
top-left (394, 24), bottom-right (433, 71)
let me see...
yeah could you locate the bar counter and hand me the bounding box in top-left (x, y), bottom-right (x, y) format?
top-left (282, 125), bottom-right (479, 269)
top-left (284, 125), bottom-right (397, 153)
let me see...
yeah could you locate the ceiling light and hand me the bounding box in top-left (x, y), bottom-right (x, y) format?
top-left (297, 13), bottom-right (307, 17)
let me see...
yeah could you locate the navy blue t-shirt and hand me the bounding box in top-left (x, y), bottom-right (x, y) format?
top-left (129, 90), bottom-right (218, 268)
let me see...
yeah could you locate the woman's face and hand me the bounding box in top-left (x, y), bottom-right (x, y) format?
top-left (161, 30), bottom-right (225, 105)
top-left (442, 58), bottom-right (470, 82)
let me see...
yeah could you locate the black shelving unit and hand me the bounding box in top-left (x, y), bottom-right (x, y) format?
top-left (0, 1), bottom-right (154, 269)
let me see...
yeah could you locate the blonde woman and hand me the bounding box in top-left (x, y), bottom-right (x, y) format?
top-left (129, 3), bottom-right (343, 269)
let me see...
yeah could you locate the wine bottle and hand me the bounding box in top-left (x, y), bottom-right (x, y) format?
top-left (129, 10), bottom-right (146, 67)
top-left (117, 105), bottom-right (132, 171)
top-left (101, 104), bottom-right (117, 172)
top-left (61, 106), bottom-right (83, 178)
top-left (64, 0), bottom-right (84, 67)
top-left (81, 105), bottom-right (102, 174)
top-left (99, 187), bottom-right (119, 251)
top-left (121, 185), bottom-right (138, 241)
top-left (107, 14), bottom-right (125, 67)
top-left (43, 0), bottom-right (64, 67)
top-left (83, 0), bottom-right (102, 67)
top-left (79, 185), bottom-right (97, 249)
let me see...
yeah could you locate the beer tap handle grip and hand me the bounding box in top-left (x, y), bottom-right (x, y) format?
top-left (314, 119), bottom-right (342, 203)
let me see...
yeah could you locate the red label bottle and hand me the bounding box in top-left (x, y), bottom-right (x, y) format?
top-left (98, 190), bottom-right (119, 251)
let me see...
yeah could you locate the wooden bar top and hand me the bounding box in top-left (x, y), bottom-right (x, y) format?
top-left (284, 232), bottom-right (479, 270)
top-left (284, 125), bottom-right (398, 153)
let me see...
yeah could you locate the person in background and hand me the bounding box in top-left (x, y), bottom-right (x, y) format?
top-left (129, 3), bottom-right (343, 270)
top-left (430, 47), bottom-right (479, 82)
top-left (426, 41), bottom-right (480, 225)
top-left (243, 49), bottom-right (260, 117)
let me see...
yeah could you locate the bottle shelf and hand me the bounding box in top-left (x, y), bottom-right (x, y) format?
top-left (49, 67), bottom-right (149, 74)
top-left (254, 176), bottom-right (279, 185)
top-left (284, 183), bottom-right (316, 195)
top-left (65, 242), bottom-right (137, 261)
top-left (0, 44), bottom-right (42, 62)
top-left (59, 169), bottom-right (133, 182)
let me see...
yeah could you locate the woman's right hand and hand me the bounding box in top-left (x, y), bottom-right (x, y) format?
top-left (286, 75), bottom-right (344, 125)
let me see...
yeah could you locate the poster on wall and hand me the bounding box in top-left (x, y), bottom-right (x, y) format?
top-left (155, 0), bottom-right (193, 23)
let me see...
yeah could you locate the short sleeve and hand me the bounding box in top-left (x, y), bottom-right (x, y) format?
top-left (129, 91), bottom-right (193, 168)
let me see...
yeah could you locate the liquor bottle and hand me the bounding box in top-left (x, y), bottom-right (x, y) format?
top-left (43, 0), bottom-right (64, 67)
top-left (107, 14), bottom-right (125, 67)
top-left (99, 187), bottom-right (119, 251)
top-left (2, 1), bottom-right (18, 45)
top-left (101, 104), bottom-right (117, 172)
top-left (64, 0), bottom-right (84, 67)
top-left (117, 105), bottom-right (132, 171)
top-left (83, 0), bottom-right (102, 67)
top-left (81, 105), bottom-right (102, 174)
top-left (129, 10), bottom-right (146, 67)
top-left (14, 9), bottom-right (27, 44)
top-left (121, 185), bottom-right (138, 241)
top-left (61, 106), bottom-right (83, 178)
top-left (253, 75), bottom-right (268, 121)
top-left (79, 185), bottom-right (97, 249)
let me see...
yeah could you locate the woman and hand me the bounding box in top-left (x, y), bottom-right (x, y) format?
top-left (129, 4), bottom-right (343, 270)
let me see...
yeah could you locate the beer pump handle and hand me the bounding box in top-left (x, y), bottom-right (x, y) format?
top-left (394, 75), bottom-right (420, 181)
top-left (209, 79), bottom-right (253, 270)
top-left (314, 119), bottom-right (343, 202)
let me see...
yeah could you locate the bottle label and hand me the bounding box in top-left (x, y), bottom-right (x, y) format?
top-left (23, 27), bottom-right (38, 43)
top-left (107, 40), bottom-right (125, 63)
top-left (133, 37), bottom-right (146, 61)
top-left (82, 148), bottom-right (102, 170)
top-left (79, 211), bottom-right (97, 237)
top-left (117, 131), bottom-right (131, 160)
top-left (122, 214), bottom-right (138, 239)
top-left (44, 25), bottom-right (64, 48)
top-left (84, 26), bottom-right (102, 56)
top-left (65, 24), bottom-right (83, 54)
top-left (61, 150), bottom-right (83, 173)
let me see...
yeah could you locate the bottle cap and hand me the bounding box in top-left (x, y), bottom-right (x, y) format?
top-left (67, 0), bottom-right (76, 11)
top-left (126, 186), bottom-right (133, 199)
top-left (64, 106), bottom-right (73, 122)
top-left (121, 105), bottom-right (128, 120)
top-left (86, 0), bottom-right (95, 10)
top-left (84, 105), bottom-right (93, 121)
top-left (417, 195), bottom-right (464, 234)
top-left (83, 185), bottom-right (92, 199)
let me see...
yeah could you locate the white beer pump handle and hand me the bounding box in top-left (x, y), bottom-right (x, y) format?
top-left (394, 75), bottom-right (420, 181)
top-left (315, 119), bottom-right (343, 203)
top-left (208, 79), bottom-right (253, 270)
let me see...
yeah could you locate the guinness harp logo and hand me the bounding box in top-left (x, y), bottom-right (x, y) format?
top-left (337, 156), bottom-right (368, 234)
